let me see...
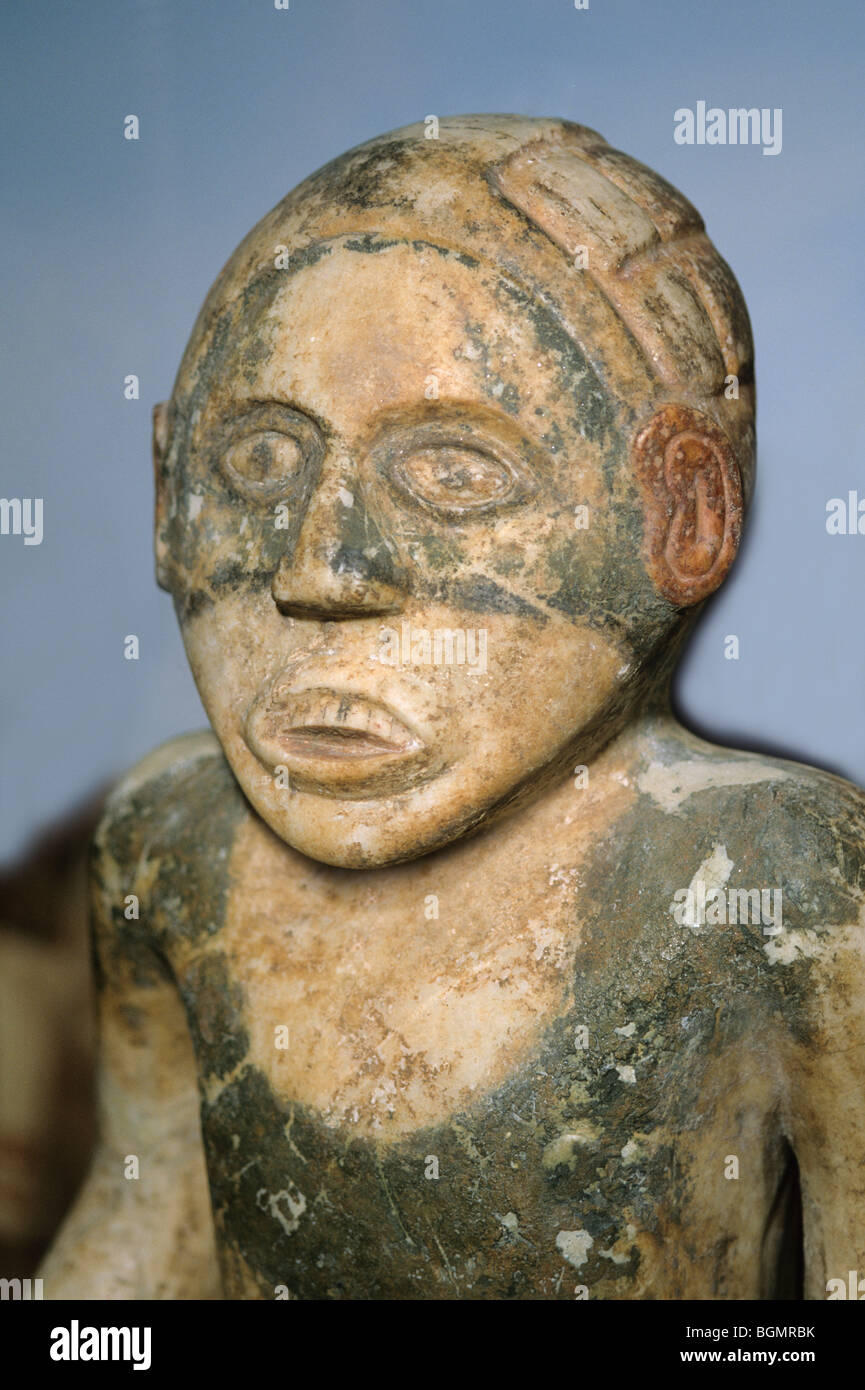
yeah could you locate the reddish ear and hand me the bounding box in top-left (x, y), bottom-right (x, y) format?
top-left (633, 404), bottom-right (743, 606)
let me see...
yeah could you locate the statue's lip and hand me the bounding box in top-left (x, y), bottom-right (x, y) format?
top-left (245, 685), bottom-right (427, 783)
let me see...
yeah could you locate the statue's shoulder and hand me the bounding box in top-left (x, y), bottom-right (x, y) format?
top-left (91, 731), bottom-right (250, 949)
top-left (636, 732), bottom-right (865, 828)
top-left (96, 731), bottom-right (244, 857)
top-left (104, 729), bottom-right (228, 806)
top-left (632, 728), bottom-right (865, 946)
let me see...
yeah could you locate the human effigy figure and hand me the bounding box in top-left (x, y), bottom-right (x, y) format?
top-left (40, 115), bottom-right (865, 1300)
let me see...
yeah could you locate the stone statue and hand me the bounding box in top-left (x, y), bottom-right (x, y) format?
top-left (40, 116), bottom-right (865, 1300)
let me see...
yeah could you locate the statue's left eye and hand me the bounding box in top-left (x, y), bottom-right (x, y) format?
top-left (392, 445), bottom-right (520, 516)
top-left (223, 431), bottom-right (304, 492)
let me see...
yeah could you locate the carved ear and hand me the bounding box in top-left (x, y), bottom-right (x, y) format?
top-left (633, 404), bottom-right (743, 606)
top-left (153, 401), bottom-right (173, 592)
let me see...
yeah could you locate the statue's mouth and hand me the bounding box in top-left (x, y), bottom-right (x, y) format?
top-left (270, 689), bottom-right (420, 759)
top-left (244, 684), bottom-right (428, 792)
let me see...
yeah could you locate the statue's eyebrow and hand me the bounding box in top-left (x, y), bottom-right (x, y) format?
top-left (360, 399), bottom-right (549, 452)
top-left (207, 397), bottom-right (332, 437)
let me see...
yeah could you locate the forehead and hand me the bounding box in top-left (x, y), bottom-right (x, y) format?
top-left (213, 240), bottom-right (611, 439)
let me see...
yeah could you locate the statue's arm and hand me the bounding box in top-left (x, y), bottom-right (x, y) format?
top-left (782, 916), bottom-right (865, 1300)
top-left (37, 802), bottom-right (220, 1300)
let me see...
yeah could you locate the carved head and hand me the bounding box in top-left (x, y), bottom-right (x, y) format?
top-left (153, 115), bottom-right (755, 867)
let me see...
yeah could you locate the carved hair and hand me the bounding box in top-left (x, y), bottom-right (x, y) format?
top-left (173, 116), bottom-right (756, 504)
top-left (486, 123), bottom-right (756, 517)
top-left (490, 128), bottom-right (753, 402)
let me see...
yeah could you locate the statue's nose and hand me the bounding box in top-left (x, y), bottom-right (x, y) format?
top-left (271, 473), bottom-right (409, 620)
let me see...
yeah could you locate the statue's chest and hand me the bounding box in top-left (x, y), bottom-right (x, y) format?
top-left (196, 1030), bottom-right (656, 1299)
top-left (197, 821), bottom-right (594, 1137)
top-left (175, 814), bottom-right (780, 1297)
top-left (196, 998), bottom-right (770, 1299)
top-left (184, 923), bottom-right (759, 1299)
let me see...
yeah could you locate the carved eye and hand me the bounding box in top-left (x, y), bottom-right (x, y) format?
top-left (223, 430), bottom-right (305, 494)
top-left (393, 445), bottom-right (520, 517)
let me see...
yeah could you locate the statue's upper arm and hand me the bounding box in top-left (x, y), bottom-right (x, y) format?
top-left (776, 787), bottom-right (865, 1299)
top-left (39, 735), bottom-right (224, 1299)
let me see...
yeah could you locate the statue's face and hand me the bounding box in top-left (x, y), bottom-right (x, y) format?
top-left (161, 240), bottom-right (667, 867)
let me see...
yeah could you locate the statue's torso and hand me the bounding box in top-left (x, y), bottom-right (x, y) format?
top-left (145, 739), bottom-right (816, 1299)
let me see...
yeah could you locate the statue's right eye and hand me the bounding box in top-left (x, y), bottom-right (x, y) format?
top-left (223, 430), bottom-right (305, 495)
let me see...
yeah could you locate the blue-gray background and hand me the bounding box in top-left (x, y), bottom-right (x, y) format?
top-left (1, 0), bottom-right (863, 864)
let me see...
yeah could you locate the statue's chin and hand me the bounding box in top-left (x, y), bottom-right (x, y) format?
top-left (238, 733), bottom-right (618, 869)
top-left (252, 801), bottom-right (477, 871)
